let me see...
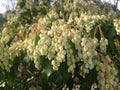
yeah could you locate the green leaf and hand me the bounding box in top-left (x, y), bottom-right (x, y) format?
top-left (68, 37), bottom-right (78, 55)
top-left (34, 35), bottom-right (40, 46)
top-left (48, 61), bottom-right (72, 88)
top-left (41, 75), bottom-right (52, 90)
top-left (40, 56), bottom-right (53, 78)
top-left (59, 62), bottom-right (71, 83)
top-left (80, 68), bottom-right (97, 90)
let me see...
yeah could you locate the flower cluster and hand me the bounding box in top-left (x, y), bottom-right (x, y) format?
top-left (114, 19), bottom-right (120, 35)
top-left (100, 37), bottom-right (108, 53)
top-left (25, 1), bottom-right (119, 89)
top-left (27, 0), bottom-right (107, 73)
top-left (80, 37), bottom-right (98, 77)
top-left (96, 55), bottom-right (118, 90)
top-left (0, 28), bottom-right (13, 72)
top-left (0, 42), bottom-right (11, 72)
top-left (0, 27), bottom-right (27, 72)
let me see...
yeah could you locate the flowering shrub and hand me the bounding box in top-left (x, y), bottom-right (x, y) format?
top-left (0, 0), bottom-right (120, 90)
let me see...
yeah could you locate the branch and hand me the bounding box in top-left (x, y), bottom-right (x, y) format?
top-left (115, 0), bottom-right (119, 10)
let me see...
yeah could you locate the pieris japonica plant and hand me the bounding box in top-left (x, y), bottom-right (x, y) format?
top-left (0, 0), bottom-right (120, 90)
